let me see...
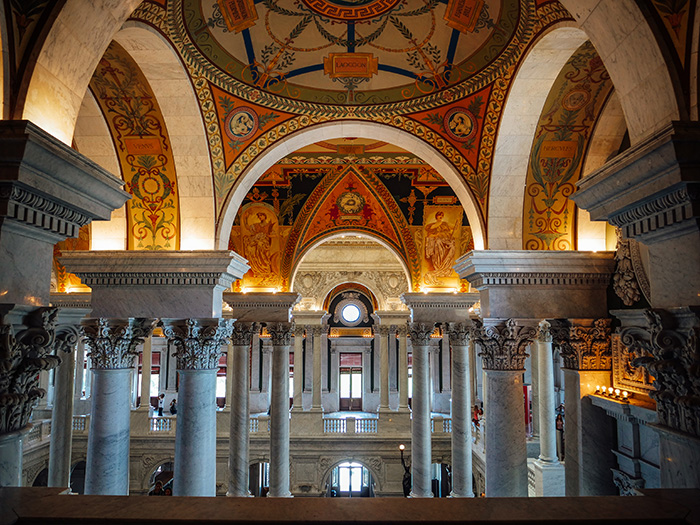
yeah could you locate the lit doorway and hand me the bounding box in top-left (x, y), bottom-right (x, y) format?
top-left (339, 353), bottom-right (362, 411)
top-left (328, 461), bottom-right (374, 497)
top-left (249, 461), bottom-right (270, 497)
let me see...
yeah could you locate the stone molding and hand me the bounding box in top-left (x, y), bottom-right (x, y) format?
top-left (231, 322), bottom-right (259, 347)
top-left (446, 322), bottom-right (470, 346)
top-left (49, 293), bottom-right (91, 309)
top-left (401, 292), bottom-right (480, 324)
top-left (224, 292), bottom-right (301, 323)
top-left (471, 318), bottom-right (536, 371)
top-left (611, 468), bottom-right (645, 496)
top-left (267, 322), bottom-right (295, 347)
top-left (161, 318), bottom-right (234, 370)
top-left (0, 305), bottom-right (60, 434)
top-left (551, 318), bottom-right (612, 371)
top-left (81, 318), bottom-right (156, 371)
top-left (619, 308), bottom-right (700, 437)
top-left (612, 230), bottom-right (645, 306)
top-left (408, 322), bottom-right (435, 347)
top-left (468, 272), bottom-right (611, 289)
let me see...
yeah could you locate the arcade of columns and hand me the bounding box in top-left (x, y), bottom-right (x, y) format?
top-left (1, 122), bottom-right (699, 495)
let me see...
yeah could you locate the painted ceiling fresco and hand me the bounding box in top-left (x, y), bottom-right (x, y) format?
top-left (228, 140), bottom-right (474, 292)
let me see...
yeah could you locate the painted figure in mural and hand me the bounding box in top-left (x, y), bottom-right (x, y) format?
top-left (245, 211), bottom-right (277, 283)
top-left (424, 211), bottom-right (457, 285)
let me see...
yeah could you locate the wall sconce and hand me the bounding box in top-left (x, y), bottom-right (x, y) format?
top-left (595, 385), bottom-right (631, 402)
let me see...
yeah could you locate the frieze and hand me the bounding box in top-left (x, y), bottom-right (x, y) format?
top-left (82, 318), bottom-right (156, 371)
top-left (471, 318), bottom-right (536, 371)
top-left (162, 318), bottom-right (233, 370)
top-left (77, 272), bottom-right (235, 287)
top-left (469, 272), bottom-right (611, 289)
top-left (0, 306), bottom-right (60, 434)
top-left (619, 308), bottom-right (700, 437)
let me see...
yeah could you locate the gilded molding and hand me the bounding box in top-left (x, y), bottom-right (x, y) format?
top-left (82, 318), bottom-right (156, 370)
top-left (162, 318), bottom-right (233, 370)
top-left (471, 318), bottom-right (536, 371)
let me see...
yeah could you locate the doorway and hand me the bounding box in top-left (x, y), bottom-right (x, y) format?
top-left (339, 353), bottom-right (362, 411)
top-left (327, 461), bottom-right (374, 497)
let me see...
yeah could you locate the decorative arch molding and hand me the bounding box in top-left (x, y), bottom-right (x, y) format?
top-left (318, 456), bottom-right (384, 494)
top-left (142, 456), bottom-right (175, 491)
top-left (488, 25), bottom-right (589, 250)
top-left (324, 283), bottom-right (378, 312)
top-left (217, 120), bottom-right (486, 251)
top-left (559, 0), bottom-right (681, 144)
top-left (115, 23), bottom-right (216, 250)
top-left (21, 0), bottom-right (143, 144)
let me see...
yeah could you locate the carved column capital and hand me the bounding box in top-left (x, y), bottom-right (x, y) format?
top-left (471, 318), bottom-right (536, 371)
top-left (161, 318), bottom-right (233, 370)
top-left (231, 322), bottom-right (259, 347)
top-left (619, 308), bottom-right (700, 436)
top-left (267, 322), bottom-right (294, 347)
top-left (408, 322), bottom-right (434, 347)
top-left (54, 324), bottom-right (81, 355)
top-left (0, 306), bottom-right (60, 434)
top-left (395, 324), bottom-right (408, 337)
top-left (446, 322), bottom-right (470, 346)
top-left (537, 320), bottom-right (553, 343)
top-left (81, 317), bottom-right (155, 370)
top-left (293, 324), bottom-right (306, 338)
top-left (376, 325), bottom-right (392, 337)
top-left (553, 318), bottom-right (612, 371)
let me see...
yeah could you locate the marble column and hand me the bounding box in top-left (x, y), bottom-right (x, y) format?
top-left (397, 325), bottom-right (410, 412)
top-left (408, 322), bottom-right (434, 498)
top-left (267, 322), bottom-right (293, 497)
top-left (378, 325), bottom-right (391, 412)
top-left (0, 306), bottom-right (60, 487)
top-left (225, 342), bottom-right (234, 409)
top-left (48, 323), bottom-right (82, 488)
top-left (447, 323), bottom-right (474, 497)
top-left (292, 325), bottom-right (305, 411)
top-left (162, 318), bottom-right (233, 497)
top-left (138, 336), bottom-right (152, 410)
top-left (472, 318), bottom-right (536, 497)
top-left (311, 325), bottom-right (323, 411)
top-left (82, 317), bottom-right (155, 495)
top-left (532, 320), bottom-right (564, 496)
top-left (73, 340), bottom-right (86, 402)
top-left (228, 322), bottom-right (257, 497)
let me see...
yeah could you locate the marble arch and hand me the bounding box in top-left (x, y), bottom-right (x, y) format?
top-left (319, 458), bottom-right (384, 494)
top-left (488, 25), bottom-right (588, 250)
top-left (216, 121), bottom-right (486, 251)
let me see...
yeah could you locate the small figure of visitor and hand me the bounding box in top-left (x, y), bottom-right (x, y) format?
top-left (169, 399), bottom-right (177, 415)
top-left (157, 393), bottom-right (165, 417)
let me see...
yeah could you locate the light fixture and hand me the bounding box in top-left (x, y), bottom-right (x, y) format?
top-left (399, 444), bottom-right (405, 451)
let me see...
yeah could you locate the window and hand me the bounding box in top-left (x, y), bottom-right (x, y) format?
top-left (341, 303), bottom-right (361, 324)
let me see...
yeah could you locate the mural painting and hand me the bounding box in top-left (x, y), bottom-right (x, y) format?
top-left (89, 41), bottom-right (181, 250)
top-left (420, 206), bottom-right (463, 289)
top-left (236, 204), bottom-right (285, 289)
top-left (522, 41), bottom-right (613, 250)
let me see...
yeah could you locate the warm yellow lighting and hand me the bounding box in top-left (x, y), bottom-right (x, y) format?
top-left (399, 444), bottom-right (405, 451)
top-left (614, 389), bottom-right (620, 396)
top-left (91, 238), bottom-right (125, 251)
top-left (180, 237), bottom-right (214, 250)
top-left (578, 238), bottom-right (606, 252)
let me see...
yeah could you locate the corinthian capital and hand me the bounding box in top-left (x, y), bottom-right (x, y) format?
top-left (408, 322), bottom-right (434, 347)
top-left (553, 318), bottom-right (611, 371)
top-left (162, 318), bottom-right (233, 370)
top-left (0, 306), bottom-right (60, 434)
top-left (82, 318), bottom-right (156, 370)
top-left (446, 322), bottom-right (470, 346)
top-left (231, 322), bottom-right (259, 347)
top-left (537, 320), bottom-right (553, 343)
top-left (471, 318), bottom-right (536, 371)
top-left (267, 322), bottom-right (294, 347)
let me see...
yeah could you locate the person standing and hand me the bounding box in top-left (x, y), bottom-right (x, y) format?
top-left (157, 393), bottom-right (165, 417)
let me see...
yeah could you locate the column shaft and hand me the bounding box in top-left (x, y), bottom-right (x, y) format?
top-left (537, 334), bottom-right (557, 462)
top-left (311, 327), bottom-right (322, 410)
top-left (292, 327), bottom-right (304, 410)
top-left (139, 336), bottom-right (152, 409)
top-left (85, 369), bottom-right (132, 495)
top-left (48, 349), bottom-right (76, 487)
top-left (0, 428), bottom-right (27, 487)
top-left (448, 324), bottom-right (473, 497)
top-left (269, 324), bottom-right (292, 497)
top-left (228, 334), bottom-right (253, 496)
top-left (409, 323), bottom-right (433, 498)
top-left (379, 327), bottom-right (390, 410)
top-left (398, 327), bottom-right (409, 411)
top-left (225, 343), bottom-right (234, 409)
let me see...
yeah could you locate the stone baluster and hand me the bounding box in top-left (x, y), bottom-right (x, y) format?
top-left (0, 306), bottom-right (60, 487)
top-left (292, 325), bottom-right (305, 411)
top-left (447, 322), bottom-right (474, 497)
top-left (162, 318), bottom-right (233, 497)
top-left (311, 325), bottom-right (323, 411)
top-left (472, 318), bottom-right (536, 497)
top-left (532, 320), bottom-right (564, 496)
top-left (227, 322), bottom-right (258, 497)
top-left (397, 325), bottom-right (409, 412)
top-left (407, 322), bottom-right (434, 498)
top-left (267, 322), bottom-right (294, 497)
top-left (82, 317), bottom-right (155, 495)
top-left (378, 325), bottom-right (391, 412)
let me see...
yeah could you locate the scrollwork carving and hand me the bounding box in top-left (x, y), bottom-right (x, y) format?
top-left (471, 318), bottom-right (536, 371)
top-left (82, 318), bottom-right (155, 370)
top-left (613, 229), bottom-right (642, 306)
top-left (611, 468), bottom-right (644, 496)
top-left (446, 322), bottom-right (470, 346)
top-left (231, 322), bottom-right (259, 347)
top-left (267, 322), bottom-right (294, 347)
top-left (408, 322), bottom-right (434, 347)
top-left (537, 320), bottom-right (552, 343)
top-left (162, 318), bottom-right (233, 370)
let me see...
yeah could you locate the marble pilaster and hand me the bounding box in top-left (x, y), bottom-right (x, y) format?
top-left (472, 318), bottom-right (537, 497)
top-left (447, 323), bottom-right (474, 498)
top-left (376, 323), bottom-right (391, 412)
top-left (0, 305), bottom-right (60, 487)
top-left (138, 336), bottom-right (152, 410)
top-left (311, 325), bottom-right (323, 411)
top-left (397, 325), bottom-right (410, 412)
top-left (82, 317), bottom-right (155, 495)
top-left (227, 322), bottom-right (257, 497)
top-left (292, 325), bottom-right (305, 411)
top-left (162, 317), bottom-right (234, 497)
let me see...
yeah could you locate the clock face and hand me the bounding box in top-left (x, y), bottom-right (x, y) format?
top-left (337, 191), bottom-right (365, 214)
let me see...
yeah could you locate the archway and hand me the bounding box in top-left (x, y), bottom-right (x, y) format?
top-left (322, 459), bottom-right (379, 497)
top-left (217, 121), bottom-right (486, 251)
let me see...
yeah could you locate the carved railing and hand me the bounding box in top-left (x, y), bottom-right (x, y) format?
top-left (355, 418), bottom-right (378, 434)
top-left (431, 417), bottom-right (452, 433)
top-left (323, 418), bottom-right (346, 433)
top-left (72, 415), bottom-right (88, 432)
top-left (149, 417), bottom-right (172, 433)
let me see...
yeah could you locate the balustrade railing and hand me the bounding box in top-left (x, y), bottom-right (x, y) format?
top-left (149, 417), bottom-right (172, 433)
top-left (354, 418), bottom-right (378, 433)
top-left (72, 415), bottom-right (87, 432)
top-left (323, 418), bottom-right (346, 433)
top-left (431, 417), bottom-right (452, 433)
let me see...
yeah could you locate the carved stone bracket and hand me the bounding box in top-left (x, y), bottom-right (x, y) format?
top-left (446, 322), bottom-right (470, 346)
top-left (231, 322), bottom-right (259, 347)
top-left (54, 324), bottom-right (80, 355)
top-left (471, 318), bottom-right (536, 371)
top-left (611, 468), bottom-right (645, 496)
top-left (161, 318), bottom-right (233, 370)
top-left (408, 322), bottom-right (434, 347)
top-left (0, 305), bottom-right (60, 434)
top-left (612, 229), bottom-right (649, 306)
top-left (82, 318), bottom-right (155, 370)
top-left (267, 322), bottom-right (294, 347)
top-left (552, 318), bottom-right (612, 371)
top-left (619, 308), bottom-right (700, 437)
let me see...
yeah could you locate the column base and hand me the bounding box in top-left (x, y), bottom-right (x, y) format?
top-left (409, 490), bottom-right (433, 498)
top-left (532, 458), bottom-right (565, 497)
top-left (226, 490), bottom-right (253, 497)
top-left (449, 491), bottom-right (475, 498)
top-left (267, 492), bottom-right (293, 498)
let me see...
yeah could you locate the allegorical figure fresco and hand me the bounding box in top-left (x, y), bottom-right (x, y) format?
top-left (423, 210), bottom-right (458, 286)
top-left (244, 210), bottom-right (278, 284)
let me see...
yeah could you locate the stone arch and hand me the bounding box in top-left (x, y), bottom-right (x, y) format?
top-left (144, 457), bottom-right (175, 492)
top-left (319, 457), bottom-right (383, 494)
top-left (559, 0), bottom-right (681, 144)
top-left (20, 1), bottom-right (142, 144)
top-left (114, 23), bottom-right (216, 250)
top-left (488, 25), bottom-right (589, 250)
top-left (217, 121), bottom-right (486, 251)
